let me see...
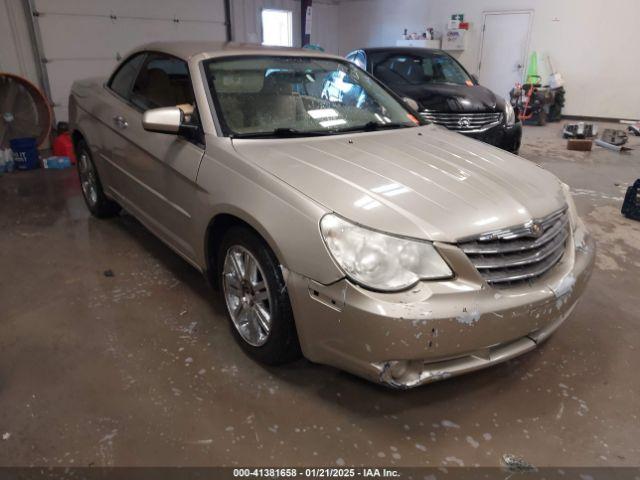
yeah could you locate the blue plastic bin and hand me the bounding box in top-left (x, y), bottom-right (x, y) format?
top-left (10, 137), bottom-right (39, 170)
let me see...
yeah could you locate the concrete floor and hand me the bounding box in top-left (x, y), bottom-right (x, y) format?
top-left (0, 121), bottom-right (639, 468)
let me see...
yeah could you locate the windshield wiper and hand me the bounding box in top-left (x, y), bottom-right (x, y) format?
top-left (231, 122), bottom-right (415, 139)
top-left (333, 121), bottom-right (414, 134)
top-left (231, 128), bottom-right (331, 139)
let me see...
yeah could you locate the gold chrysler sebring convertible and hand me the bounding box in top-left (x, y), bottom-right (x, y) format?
top-left (69, 42), bottom-right (595, 388)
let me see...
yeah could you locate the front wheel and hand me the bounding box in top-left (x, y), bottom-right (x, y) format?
top-left (218, 226), bottom-right (301, 365)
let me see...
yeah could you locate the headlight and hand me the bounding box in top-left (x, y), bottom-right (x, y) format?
top-left (320, 214), bottom-right (453, 291)
top-left (560, 182), bottom-right (579, 231)
top-left (504, 100), bottom-right (516, 126)
top-left (402, 97), bottom-right (420, 111)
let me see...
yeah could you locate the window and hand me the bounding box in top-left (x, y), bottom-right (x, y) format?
top-left (130, 53), bottom-right (195, 111)
top-left (108, 53), bottom-right (146, 100)
top-left (205, 56), bottom-right (417, 138)
top-left (347, 51), bottom-right (367, 70)
top-left (261, 9), bottom-right (293, 47)
top-left (370, 51), bottom-right (473, 87)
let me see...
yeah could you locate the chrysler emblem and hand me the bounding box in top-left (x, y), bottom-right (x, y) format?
top-left (530, 222), bottom-right (543, 237)
top-left (458, 117), bottom-right (471, 128)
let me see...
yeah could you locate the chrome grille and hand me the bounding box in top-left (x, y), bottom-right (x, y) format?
top-left (420, 110), bottom-right (502, 132)
top-left (458, 208), bottom-right (570, 286)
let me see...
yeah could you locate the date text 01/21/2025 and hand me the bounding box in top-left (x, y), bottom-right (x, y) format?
top-left (232, 468), bottom-right (401, 478)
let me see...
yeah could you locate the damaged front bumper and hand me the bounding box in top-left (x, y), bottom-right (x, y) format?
top-left (464, 122), bottom-right (522, 154)
top-left (375, 306), bottom-right (572, 388)
top-left (286, 227), bottom-right (596, 388)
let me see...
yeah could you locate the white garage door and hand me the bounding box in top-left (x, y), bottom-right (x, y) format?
top-left (32, 0), bottom-right (227, 122)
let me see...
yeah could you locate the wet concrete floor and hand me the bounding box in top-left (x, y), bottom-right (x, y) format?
top-left (0, 122), bottom-right (639, 467)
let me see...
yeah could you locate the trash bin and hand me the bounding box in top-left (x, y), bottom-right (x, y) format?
top-left (10, 137), bottom-right (39, 170)
top-left (622, 179), bottom-right (640, 221)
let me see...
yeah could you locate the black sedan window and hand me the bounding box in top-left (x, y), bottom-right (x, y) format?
top-left (371, 52), bottom-right (473, 87)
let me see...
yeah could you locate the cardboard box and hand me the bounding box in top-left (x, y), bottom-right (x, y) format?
top-left (567, 139), bottom-right (593, 151)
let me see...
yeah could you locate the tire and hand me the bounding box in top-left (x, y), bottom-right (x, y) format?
top-left (218, 226), bottom-right (301, 365)
top-left (76, 139), bottom-right (120, 218)
top-left (537, 110), bottom-right (547, 126)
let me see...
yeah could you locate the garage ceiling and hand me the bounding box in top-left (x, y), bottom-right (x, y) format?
top-left (31, 0), bottom-right (227, 122)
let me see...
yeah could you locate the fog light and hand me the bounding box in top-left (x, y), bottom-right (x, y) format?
top-left (387, 360), bottom-right (408, 380)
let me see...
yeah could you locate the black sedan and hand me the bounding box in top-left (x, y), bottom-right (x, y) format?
top-left (346, 47), bottom-right (522, 154)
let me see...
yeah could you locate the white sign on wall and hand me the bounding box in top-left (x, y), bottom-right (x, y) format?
top-left (442, 29), bottom-right (466, 51)
top-left (305, 6), bottom-right (312, 34)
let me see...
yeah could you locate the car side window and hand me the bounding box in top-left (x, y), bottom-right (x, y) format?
top-left (320, 69), bottom-right (367, 108)
top-left (346, 51), bottom-right (367, 70)
top-left (130, 53), bottom-right (195, 111)
top-left (130, 53), bottom-right (203, 146)
top-left (353, 51), bottom-right (367, 70)
top-left (108, 53), bottom-right (146, 100)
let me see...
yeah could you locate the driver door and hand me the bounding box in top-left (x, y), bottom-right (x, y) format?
top-left (107, 52), bottom-right (205, 264)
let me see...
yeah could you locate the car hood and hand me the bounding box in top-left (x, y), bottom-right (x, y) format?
top-left (231, 125), bottom-right (565, 243)
top-left (389, 82), bottom-right (503, 112)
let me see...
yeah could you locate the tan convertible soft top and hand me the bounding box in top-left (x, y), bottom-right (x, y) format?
top-left (128, 41), bottom-right (344, 62)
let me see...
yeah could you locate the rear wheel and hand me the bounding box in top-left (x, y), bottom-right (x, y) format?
top-left (218, 226), bottom-right (301, 365)
top-left (76, 139), bottom-right (120, 218)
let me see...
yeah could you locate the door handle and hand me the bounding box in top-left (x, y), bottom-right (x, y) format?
top-left (112, 115), bottom-right (128, 129)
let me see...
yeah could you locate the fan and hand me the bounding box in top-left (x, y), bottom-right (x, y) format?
top-left (0, 73), bottom-right (52, 149)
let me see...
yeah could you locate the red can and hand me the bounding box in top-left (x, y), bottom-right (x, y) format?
top-left (52, 132), bottom-right (77, 165)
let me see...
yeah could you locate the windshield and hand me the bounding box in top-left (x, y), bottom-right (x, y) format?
top-left (204, 56), bottom-right (419, 138)
top-left (370, 51), bottom-right (473, 87)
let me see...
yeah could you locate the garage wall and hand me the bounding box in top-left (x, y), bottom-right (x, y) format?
top-left (0, 0), bottom-right (40, 85)
top-left (9, 0), bottom-right (635, 121)
top-left (336, 0), bottom-right (640, 120)
top-left (310, 0), bottom-right (340, 54)
top-left (337, 0), bottom-right (426, 54)
top-left (32, 0), bottom-right (228, 122)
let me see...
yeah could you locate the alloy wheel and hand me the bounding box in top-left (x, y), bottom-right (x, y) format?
top-left (222, 245), bottom-right (272, 347)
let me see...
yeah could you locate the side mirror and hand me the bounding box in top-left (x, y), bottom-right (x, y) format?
top-left (142, 106), bottom-right (200, 139)
top-left (402, 97), bottom-right (420, 111)
top-left (471, 74), bottom-right (479, 85)
top-left (142, 107), bottom-right (183, 134)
